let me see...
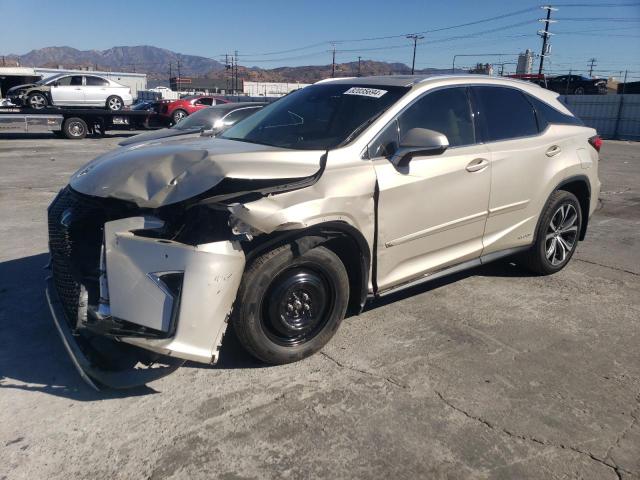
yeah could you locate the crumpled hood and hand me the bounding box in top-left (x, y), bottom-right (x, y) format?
top-left (70, 137), bottom-right (324, 208)
top-left (7, 83), bottom-right (37, 94)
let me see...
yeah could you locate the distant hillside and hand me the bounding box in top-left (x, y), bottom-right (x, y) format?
top-left (5, 45), bottom-right (224, 76)
top-left (207, 60), bottom-right (458, 85)
top-left (4, 45), bottom-right (459, 83)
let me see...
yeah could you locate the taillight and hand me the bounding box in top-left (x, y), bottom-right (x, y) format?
top-left (588, 135), bottom-right (602, 152)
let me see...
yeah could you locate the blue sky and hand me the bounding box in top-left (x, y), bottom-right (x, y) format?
top-left (1, 0), bottom-right (639, 79)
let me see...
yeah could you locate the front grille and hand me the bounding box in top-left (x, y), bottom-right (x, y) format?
top-left (47, 187), bottom-right (106, 327)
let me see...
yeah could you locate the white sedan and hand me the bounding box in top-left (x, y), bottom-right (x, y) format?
top-left (6, 73), bottom-right (134, 110)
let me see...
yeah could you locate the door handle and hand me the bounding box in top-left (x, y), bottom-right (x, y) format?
top-left (74, 88), bottom-right (82, 90)
top-left (466, 158), bottom-right (489, 172)
top-left (546, 145), bottom-right (562, 157)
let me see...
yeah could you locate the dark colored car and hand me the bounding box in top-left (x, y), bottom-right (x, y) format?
top-left (159, 95), bottom-right (231, 123)
top-left (119, 102), bottom-right (266, 146)
top-left (546, 75), bottom-right (607, 95)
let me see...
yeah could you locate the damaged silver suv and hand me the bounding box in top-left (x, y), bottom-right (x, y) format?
top-left (46, 75), bottom-right (601, 388)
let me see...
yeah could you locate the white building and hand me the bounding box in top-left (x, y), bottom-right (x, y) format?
top-left (516, 50), bottom-right (534, 75)
top-left (34, 67), bottom-right (147, 98)
top-left (243, 81), bottom-right (310, 97)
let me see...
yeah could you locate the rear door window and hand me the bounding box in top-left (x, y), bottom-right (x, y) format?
top-left (397, 87), bottom-right (475, 147)
top-left (472, 86), bottom-right (538, 142)
top-left (85, 76), bottom-right (109, 86)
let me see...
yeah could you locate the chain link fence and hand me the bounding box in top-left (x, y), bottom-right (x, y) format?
top-left (560, 94), bottom-right (640, 141)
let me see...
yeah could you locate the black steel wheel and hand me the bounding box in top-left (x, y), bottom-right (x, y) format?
top-left (233, 243), bottom-right (349, 364)
top-left (522, 190), bottom-right (582, 275)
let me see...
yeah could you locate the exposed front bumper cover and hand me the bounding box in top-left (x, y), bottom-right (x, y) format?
top-left (104, 217), bottom-right (246, 364)
top-left (46, 276), bottom-right (185, 390)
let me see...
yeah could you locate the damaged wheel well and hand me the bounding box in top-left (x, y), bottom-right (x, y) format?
top-left (243, 222), bottom-right (370, 316)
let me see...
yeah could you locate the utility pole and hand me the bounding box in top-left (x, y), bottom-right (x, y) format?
top-left (224, 53), bottom-right (230, 93)
top-left (588, 58), bottom-right (597, 77)
top-left (331, 43), bottom-right (336, 78)
top-left (234, 50), bottom-right (239, 93)
top-left (177, 58), bottom-right (181, 93)
top-left (406, 34), bottom-right (424, 75)
top-left (169, 63), bottom-right (172, 89)
top-left (357, 56), bottom-right (361, 77)
top-left (537, 5), bottom-right (557, 75)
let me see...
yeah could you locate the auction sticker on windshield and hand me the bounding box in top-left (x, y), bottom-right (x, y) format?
top-left (343, 87), bottom-right (388, 98)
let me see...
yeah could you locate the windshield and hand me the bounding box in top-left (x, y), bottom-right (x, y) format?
top-left (173, 107), bottom-right (222, 130)
top-left (221, 83), bottom-right (409, 150)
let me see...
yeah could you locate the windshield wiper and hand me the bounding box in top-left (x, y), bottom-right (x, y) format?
top-left (339, 111), bottom-right (386, 147)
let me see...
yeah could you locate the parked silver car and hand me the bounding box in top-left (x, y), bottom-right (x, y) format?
top-left (118, 102), bottom-right (266, 146)
top-left (6, 73), bottom-right (134, 110)
top-left (46, 75), bottom-right (601, 388)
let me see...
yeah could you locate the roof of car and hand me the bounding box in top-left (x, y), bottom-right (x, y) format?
top-left (317, 74), bottom-right (540, 89)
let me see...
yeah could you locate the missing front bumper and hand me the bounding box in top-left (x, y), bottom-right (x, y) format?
top-left (45, 276), bottom-right (185, 390)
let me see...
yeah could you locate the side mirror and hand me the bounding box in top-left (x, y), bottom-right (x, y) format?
top-left (200, 127), bottom-right (217, 137)
top-left (392, 128), bottom-right (449, 168)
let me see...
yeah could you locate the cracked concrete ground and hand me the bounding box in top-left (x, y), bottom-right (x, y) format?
top-left (0, 134), bottom-right (638, 480)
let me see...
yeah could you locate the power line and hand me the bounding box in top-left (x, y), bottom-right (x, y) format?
top-left (231, 6), bottom-right (539, 57)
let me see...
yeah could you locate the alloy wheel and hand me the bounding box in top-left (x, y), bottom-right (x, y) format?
top-left (108, 97), bottom-right (123, 110)
top-left (29, 94), bottom-right (46, 109)
top-left (545, 204), bottom-right (578, 266)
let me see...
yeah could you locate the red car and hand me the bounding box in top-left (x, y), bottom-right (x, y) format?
top-left (160, 95), bottom-right (230, 123)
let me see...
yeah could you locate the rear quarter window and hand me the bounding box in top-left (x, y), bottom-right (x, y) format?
top-left (527, 95), bottom-right (583, 129)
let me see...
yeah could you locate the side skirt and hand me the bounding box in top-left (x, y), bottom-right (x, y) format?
top-left (372, 246), bottom-right (529, 299)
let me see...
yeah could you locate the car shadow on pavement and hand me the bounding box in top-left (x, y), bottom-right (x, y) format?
top-left (365, 259), bottom-right (535, 313)
top-left (0, 253), bottom-right (155, 401)
top-left (0, 253), bottom-right (534, 399)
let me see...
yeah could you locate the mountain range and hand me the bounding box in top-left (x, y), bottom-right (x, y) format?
top-left (4, 45), bottom-right (458, 84)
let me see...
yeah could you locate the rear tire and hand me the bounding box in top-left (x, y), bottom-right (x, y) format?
top-left (522, 190), bottom-right (582, 275)
top-left (62, 117), bottom-right (88, 139)
top-left (106, 96), bottom-right (124, 111)
top-left (233, 244), bottom-right (349, 365)
top-left (27, 92), bottom-right (48, 109)
top-left (574, 86), bottom-right (585, 95)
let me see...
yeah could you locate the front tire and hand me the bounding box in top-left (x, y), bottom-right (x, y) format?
top-left (27, 92), bottom-right (48, 109)
top-left (233, 244), bottom-right (349, 365)
top-left (172, 109), bottom-right (187, 123)
top-left (106, 96), bottom-right (124, 111)
top-left (523, 190), bottom-right (582, 275)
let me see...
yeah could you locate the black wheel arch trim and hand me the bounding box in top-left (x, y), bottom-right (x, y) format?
top-left (554, 174), bottom-right (592, 241)
top-left (243, 220), bottom-right (371, 315)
